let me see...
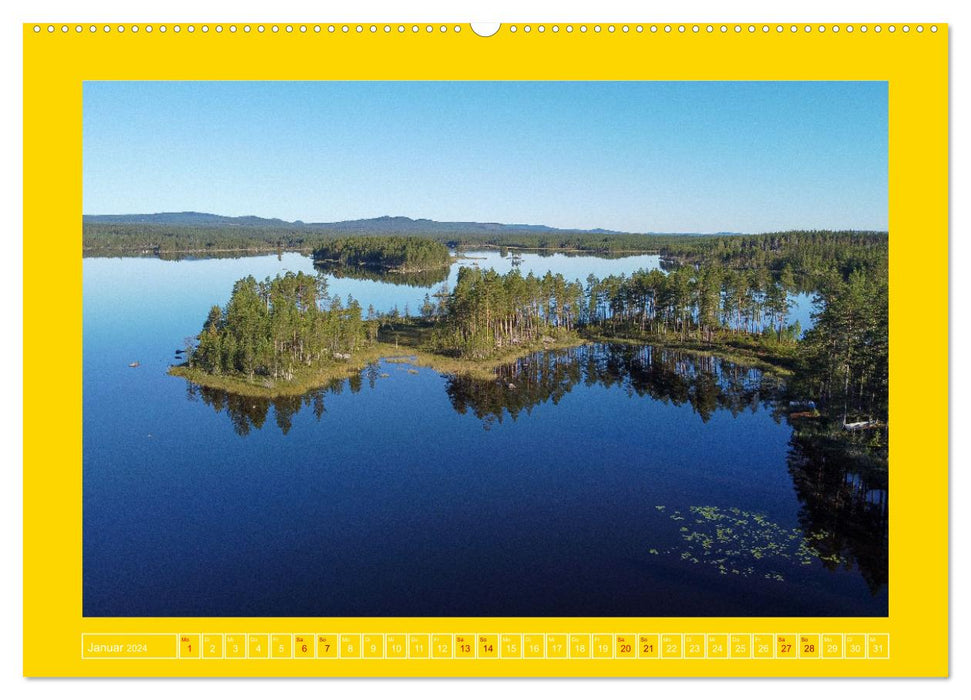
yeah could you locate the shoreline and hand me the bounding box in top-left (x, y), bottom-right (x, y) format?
top-left (168, 330), bottom-right (794, 398)
top-left (168, 336), bottom-right (588, 397)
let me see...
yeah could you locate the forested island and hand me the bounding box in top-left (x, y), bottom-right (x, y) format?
top-left (170, 229), bottom-right (887, 434)
top-left (311, 236), bottom-right (451, 273)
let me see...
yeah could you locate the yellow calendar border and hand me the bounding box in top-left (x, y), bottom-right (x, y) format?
top-left (23, 22), bottom-right (948, 677)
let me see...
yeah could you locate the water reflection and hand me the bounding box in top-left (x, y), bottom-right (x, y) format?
top-left (785, 422), bottom-right (888, 593)
top-left (446, 344), bottom-right (786, 428)
top-left (185, 373), bottom-right (363, 436)
top-left (313, 260), bottom-right (450, 288)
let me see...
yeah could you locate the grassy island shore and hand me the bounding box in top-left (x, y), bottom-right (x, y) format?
top-left (168, 319), bottom-right (589, 397)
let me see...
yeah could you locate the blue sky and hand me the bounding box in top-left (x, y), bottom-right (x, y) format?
top-left (83, 81), bottom-right (887, 233)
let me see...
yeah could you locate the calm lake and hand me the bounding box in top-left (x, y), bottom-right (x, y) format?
top-left (83, 252), bottom-right (886, 617)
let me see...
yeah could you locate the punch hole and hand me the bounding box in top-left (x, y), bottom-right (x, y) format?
top-left (454, 25), bottom-right (461, 32)
top-left (510, 25), bottom-right (517, 33)
top-left (89, 25), bottom-right (97, 32)
top-left (75, 25), bottom-right (83, 32)
top-left (677, 25), bottom-right (684, 33)
top-left (691, 25), bottom-right (699, 33)
top-left (860, 25), bottom-right (868, 32)
top-left (635, 25), bottom-right (643, 32)
top-left (328, 26), bottom-right (335, 33)
top-left (215, 25), bottom-right (223, 33)
top-left (566, 26), bottom-right (573, 33)
top-left (257, 25), bottom-right (264, 33)
top-left (916, 25), bottom-right (923, 32)
top-left (663, 25), bottom-right (671, 33)
top-left (272, 25), bottom-right (280, 33)
top-left (902, 25), bottom-right (909, 32)
top-left (316, 25), bottom-right (322, 33)
top-left (46, 24), bottom-right (54, 32)
top-left (383, 25), bottom-right (390, 33)
top-left (173, 25), bottom-right (180, 33)
top-left (846, 25), bottom-right (854, 32)
top-left (472, 22), bottom-right (502, 37)
top-left (117, 25), bottom-right (125, 32)
top-left (888, 25), bottom-right (896, 33)
top-left (201, 25), bottom-right (209, 33)
top-left (762, 25), bottom-right (769, 33)
top-left (524, 25), bottom-right (532, 33)
top-left (552, 25), bottom-right (560, 32)
top-left (412, 25), bottom-right (419, 33)
top-left (539, 25), bottom-right (547, 33)
top-left (103, 25), bottom-right (111, 32)
top-left (832, 25), bottom-right (839, 33)
top-left (747, 25), bottom-right (755, 32)
top-left (425, 25), bottom-right (433, 32)
top-left (874, 25), bottom-right (882, 33)
top-left (706, 25), bottom-right (713, 33)
top-left (931, 25), bottom-right (938, 32)
top-left (580, 25), bottom-right (587, 32)
top-left (621, 25), bottom-right (628, 33)
top-left (649, 26), bottom-right (656, 33)
top-left (243, 25), bottom-right (250, 32)
top-left (187, 25), bottom-right (194, 33)
top-left (776, 25), bottom-right (783, 32)
top-left (61, 25), bottom-right (68, 32)
top-left (145, 25), bottom-right (153, 32)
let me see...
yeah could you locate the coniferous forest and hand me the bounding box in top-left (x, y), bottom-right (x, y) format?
top-left (180, 230), bottom-right (887, 427)
top-left (189, 272), bottom-right (371, 381)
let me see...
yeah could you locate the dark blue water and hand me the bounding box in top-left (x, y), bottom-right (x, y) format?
top-left (83, 255), bottom-right (882, 617)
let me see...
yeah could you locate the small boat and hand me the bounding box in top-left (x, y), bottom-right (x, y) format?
top-left (842, 419), bottom-right (881, 431)
top-left (128, 361), bottom-right (140, 368)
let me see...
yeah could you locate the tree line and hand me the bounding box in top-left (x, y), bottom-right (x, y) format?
top-left (429, 264), bottom-right (805, 358)
top-left (83, 222), bottom-right (886, 263)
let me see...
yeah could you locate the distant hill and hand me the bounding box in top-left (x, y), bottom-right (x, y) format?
top-left (82, 211), bottom-right (729, 237)
top-left (83, 212), bottom-right (294, 227)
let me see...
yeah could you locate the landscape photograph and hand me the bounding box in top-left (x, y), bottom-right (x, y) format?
top-left (82, 81), bottom-right (888, 618)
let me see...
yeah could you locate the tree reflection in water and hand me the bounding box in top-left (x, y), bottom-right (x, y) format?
top-left (185, 374), bottom-right (356, 436)
top-left (445, 343), bottom-right (785, 427)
